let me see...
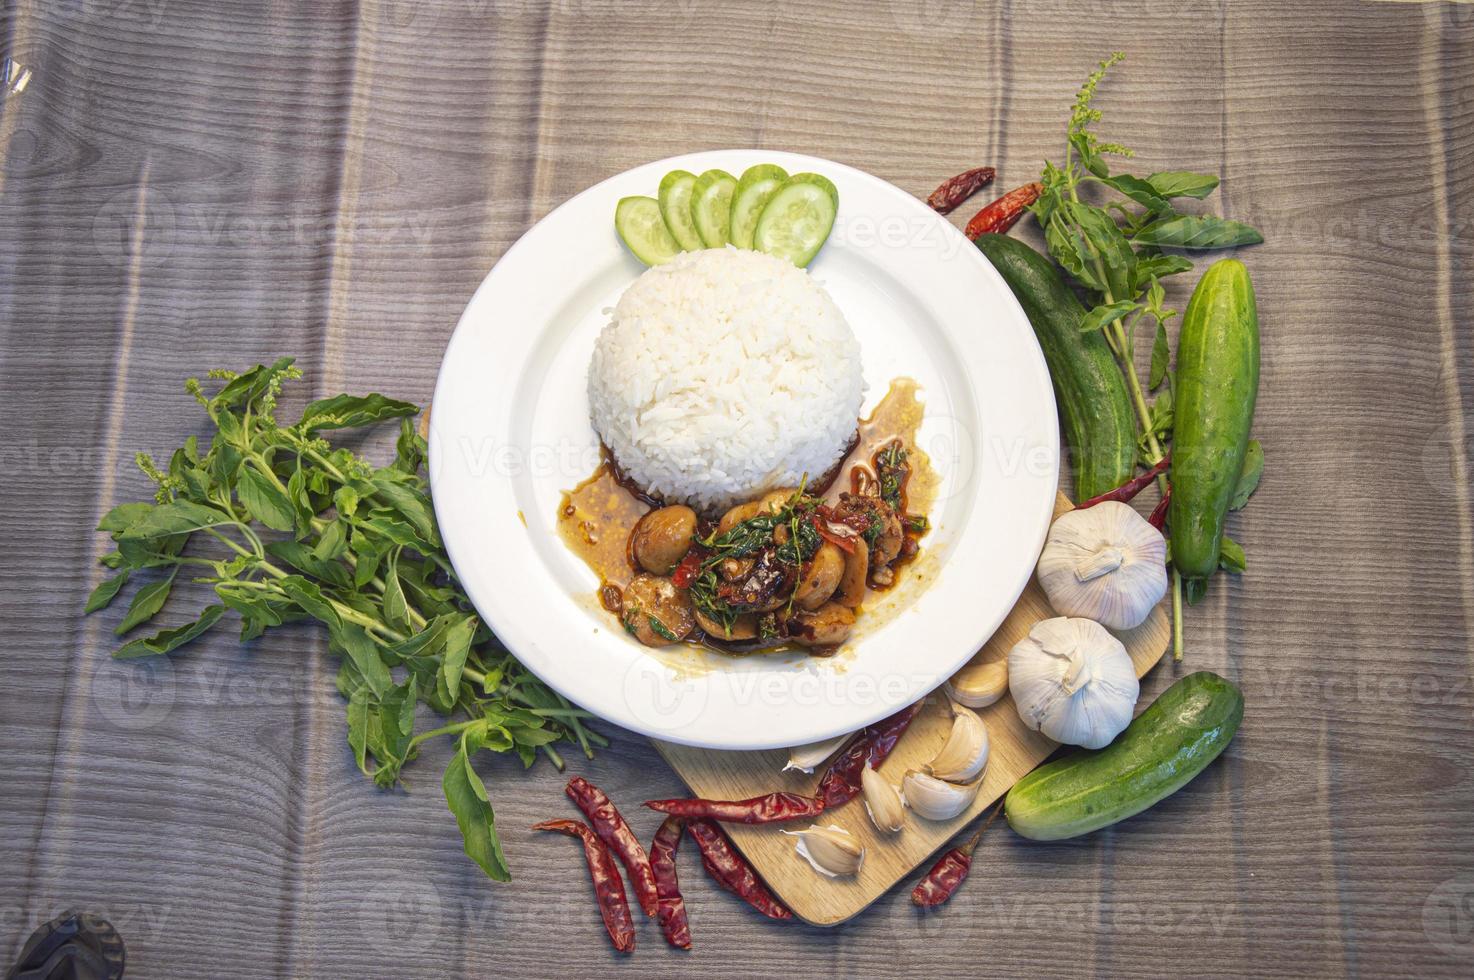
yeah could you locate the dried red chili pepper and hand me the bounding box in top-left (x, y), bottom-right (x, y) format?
top-left (964, 181), bottom-right (1044, 239)
top-left (645, 791), bottom-right (824, 824)
top-left (911, 802), bottom-right (1003, 908)
top-left (818, 702), bottom-right (924, 807)
top-left (1147, 484), bottom-right (1172, 530)
top-left (927, 166), bottom-right (996, 214)
top-left (649, 816), bottom-right (692, 949)
top-left (533, 819), bottom-right (637, 953)
top-left (685, 819), bottom-right (792, 920)
top-left (565, 776), bottom-right (659, 917)
top-left (1076, 453), bottom-right (1171, 510)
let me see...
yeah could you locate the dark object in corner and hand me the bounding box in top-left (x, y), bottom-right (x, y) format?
top-left (5, 911), bottom-right (124, 980)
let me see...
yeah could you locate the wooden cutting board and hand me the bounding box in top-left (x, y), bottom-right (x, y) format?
top-left (653, 491), bottom-right (1170, 926)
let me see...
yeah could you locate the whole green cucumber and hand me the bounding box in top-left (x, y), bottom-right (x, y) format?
top-left (1170, 259), bottom-right (1260, 577)
top-left (974, 234), bottom-right (1135, 501)
top-left (1005, 671), bottom-right (1243, 840)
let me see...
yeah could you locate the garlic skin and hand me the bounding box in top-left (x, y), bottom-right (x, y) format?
top-left (945, 659), bottom-right (1008, 708)
top-left (784, 734), bottom-right (851, 773)
top-left (901, 769), bottom-right (981, 821)
top-left (1009, 617), bottom-right (1139, 749)
top-left (860, 764), bottom-right (905, 833)
top-left (1036, 501), bottom-right (1167, 630)
top-left (926, 703), bottom-right (990, 783)
top-left (784, 824), bottom-right (865, 877)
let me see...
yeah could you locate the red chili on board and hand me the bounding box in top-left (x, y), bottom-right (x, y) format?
top-left (964, 181), bottom-right (1044, 239)
top-left (911, 802), bottom-right (1003, 908)
top-left (565, 776), bottom-right (659, 917)
top-left (649, 816), bottom-right (692, 949)
top-left (686, 819), bottom-right (792, 920)
top-left (1076, 453), bottom-right (1171, 510)
top-left (645, 791), bottom-right (824, 825)
top-left (927, 166), bottom-right (996, 214)
top-left (533, 819), bottom-right (637, 953)
top-left (671, 549), bottom-right (704, 589)
top-left (818, 702), bottom-right (924, 808)
top-left (1147, 484), bottom-right (1172, 530)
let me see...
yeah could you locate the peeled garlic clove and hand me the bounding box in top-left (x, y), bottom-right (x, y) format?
top-left (860, 764), bottom-right (905, 833)
top-left (926, 703), bottom-right (990, 783)
top-left (783, 734), bottom-right (851, 773)
top-left (902, 769), bottom-right (982, 821)
top-left (783, 824), bottom-right (865, 877)
top-left (1035, 501), bottom-right (1168, 630)
top-left (945, 659), bottom-right (1008, 708)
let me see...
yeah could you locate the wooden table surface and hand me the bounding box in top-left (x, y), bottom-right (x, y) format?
top-left (3, 1), bottom-right (1471, 976)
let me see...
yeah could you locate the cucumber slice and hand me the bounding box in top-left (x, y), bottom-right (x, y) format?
top-left (658, 170), bottom-right (703, 251)
top-left (728, 164), bottom-right (788, 249)
top-left (753, 173), bottom-right (838, 267)
top-left (690, 169), bottom-right (738, 248)
top-left (614, 196), bottom-right (681, 266)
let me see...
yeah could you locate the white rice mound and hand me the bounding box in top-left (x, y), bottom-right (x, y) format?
top-left (588, 247), bottom-right (866, 514)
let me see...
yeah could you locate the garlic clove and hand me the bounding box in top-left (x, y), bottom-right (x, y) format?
top-left (1034, 500), bottom-right (1168, 631)
top-left (783, 734), bottom-right (851, 773)
top-left (925, 703), bottom-right (991, 783)
top-left (859, 764), bottom-right (905, 833)
top-left (901, 769), bottom-right (982, 821)
top-left (945, 659), bottom-right (1009, 708)
top-left (783, 824), bottom-right (865, 877)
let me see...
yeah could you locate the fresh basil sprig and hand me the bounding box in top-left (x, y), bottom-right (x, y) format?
top-left (87, 358), bottom-right (605, 882)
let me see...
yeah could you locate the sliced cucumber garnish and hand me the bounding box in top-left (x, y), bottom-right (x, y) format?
top-left (614, 196), bottom-right (681, 266)
top-left (690, 169), bottom-right (738, 248)
top-left (728, 164), bottom-right (788, 249)
top-left (753, 173), bottom-right (839, 267)
top-left (657, 170), bottom-right (703, 251)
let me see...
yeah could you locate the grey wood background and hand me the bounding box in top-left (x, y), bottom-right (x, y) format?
top-left (2, 1), bottom-right (1471, 976)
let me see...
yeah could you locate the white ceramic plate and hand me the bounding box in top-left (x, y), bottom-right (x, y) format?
top-left (430, 150), bottom-right (1058, 751)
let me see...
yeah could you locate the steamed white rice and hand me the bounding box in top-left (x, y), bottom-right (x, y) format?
top-left (588, 247), bottom-right (865, 513)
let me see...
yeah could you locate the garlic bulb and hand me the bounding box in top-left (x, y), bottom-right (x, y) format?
top-left (1009, 617), bottom-right (1139, 749)
top-left (901, 769), bottom-right (981, 821)
top-left (784, 734), bottom-right (851, 773)
top-left (784, 824), bottom-right (865, 876)
top-left (926, 702), bottom-right (990, 783)
top-left (945, 659), bottom-right (1008, 708)
top-left (1035, 501), bottom-right (1167, 630)
top-left (860, 764), bottom-right (905, 833)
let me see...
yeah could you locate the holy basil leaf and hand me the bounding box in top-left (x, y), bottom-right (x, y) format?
top-left (114, 604), bottom-right (226, 659)
top-left (210, 357), bottom-right (296, 410)
top-left (1150, 320), bottom-right (1171, 389)
top-left (443, 735), bottom-right (511, 882)
top-left (236, 466), bottom-right (296, 532)
top-left (368, 475), bottom-right (440, 549)
top-left (115, 568), bottom-right (178, 635)
top-left (98, 501), bottom-right (154, 534)
top-left (85, 571), bottom-right (132, 614)
top-left (1133, 214), bottom-right (1263, 249)
top-left (297, 392), bottom-right (420, 434)
top-left (275, 575), bottom-right (341, 628)
top-left (1080, 300), bottom-right (1140, 335)
top-left (1145, 171), bottom-right (1220, 199)
top-left (1097, 172), bottom-right (1171, 213)
top-left (347, 689), bottom-right (373, 775)
top-left (118, 499), bottom-right (232, 540)
top-left (382, 548), bottom-right (409, 631)
top-left (1230, 440), bottom-right (1264, 510)
top-left (1133, 253), bottom-right (1194, 287)
top-left (439, 615), bottom-right (477, 701)
top-left (1045, 212), bottom-right (1102, 290)
top-left (1067, 201), bottom-right (1136, 300)
top-left (331, 621), bottom-right (392, 697)
top-left (1219, 535), bottom-right (1246, 574)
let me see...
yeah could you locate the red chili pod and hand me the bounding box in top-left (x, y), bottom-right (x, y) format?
top-left (818, 701), bottom-right (924, 808)
top-left (650, 816), bottom-right (692, 949)
top-left (964, 181), bottom-right (1044, 239)
top-left (533, 819), bottom-right (636, 953)
top-left (565, 776), bottom-right (660, 917)
top-left (910, 802), bottom-right (1002, 908)
top-left (927, 166), bottom-right (996, 214)
top-left (1076, 453), bottom-right (1170, 510)
top-left (1147, 484), bottom-right (1172, 530)
top-left (686, 819), bottom-right (792, 920)
top-left (645, 791), bottom-right (824, 825)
